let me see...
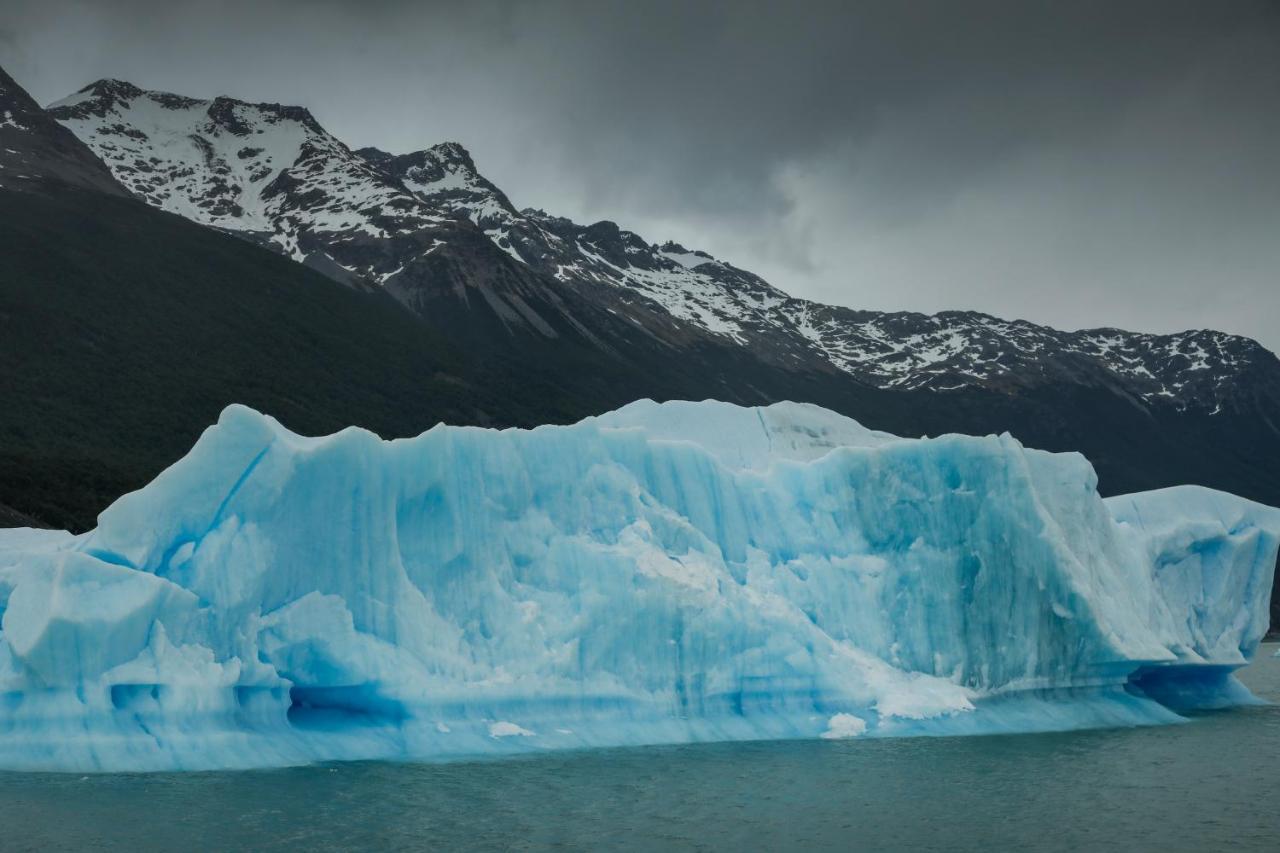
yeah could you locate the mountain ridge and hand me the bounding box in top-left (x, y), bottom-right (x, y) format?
top-left (46, 77), bottom-right (1278, 413)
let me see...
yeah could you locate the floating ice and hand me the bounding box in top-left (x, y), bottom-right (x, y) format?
top-left (0, 399), bottom-right (1275, 772)
top-left (821, 713), bottom-right (868, 739)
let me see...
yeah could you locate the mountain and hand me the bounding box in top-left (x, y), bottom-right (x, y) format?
top-left (0, 67), bottom-right (128, 197)
top-left (44, 80), bottom-right (618, 346)
top-left (0, 73), bottom-right (607, 529)
top-left (358, 140), bottom-right (1271, 407)
top-left (0, 182), bottom-right (574, 529)
top-left (2, 69), bottom-right (1278, 627)
top-left (48, 79), bottom-right (1275, 413)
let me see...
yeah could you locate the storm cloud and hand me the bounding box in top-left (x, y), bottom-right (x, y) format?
top-left (6, 0), bottom-right (1280, 347)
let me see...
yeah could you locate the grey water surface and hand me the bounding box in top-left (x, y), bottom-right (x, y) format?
top-left (3, 644), bottom-right (1278, 852)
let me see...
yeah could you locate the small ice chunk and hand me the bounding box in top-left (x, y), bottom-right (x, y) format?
top-left (820, 713), bottom-right (867, 739)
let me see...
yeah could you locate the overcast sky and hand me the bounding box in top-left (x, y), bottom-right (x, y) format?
top-left (5, 0), bottom-right (1279, 349)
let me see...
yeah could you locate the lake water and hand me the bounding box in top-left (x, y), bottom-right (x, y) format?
top-left (3, 644), bottom-right (1278, 852)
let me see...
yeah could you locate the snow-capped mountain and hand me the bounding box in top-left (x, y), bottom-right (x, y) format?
top-left (47, 80), bottom-right (643, 343)
top-left (48, 77), bottom-right (1273, 413)
top-left (369, 141), bottom-right (1276, 406)
top-left (47, 80), bottom-right (448, 277)
top-left (359, 134), bottom-right (1271, 408)
top-left (359, 142), bottom-right (789, 339)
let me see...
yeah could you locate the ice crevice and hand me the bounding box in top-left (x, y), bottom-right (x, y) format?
top-left (0, 398), bottom-right (1275, 772)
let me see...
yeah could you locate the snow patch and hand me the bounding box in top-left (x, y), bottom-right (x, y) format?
top-left (0, 110), bottom-right (28, 130)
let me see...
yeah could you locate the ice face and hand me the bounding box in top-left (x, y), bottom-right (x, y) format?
top-left (0, 399), bottom-right (1275, 772)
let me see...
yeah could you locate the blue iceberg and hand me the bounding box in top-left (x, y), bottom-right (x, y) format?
top-left (0, 400), bottom-right (1275, 771)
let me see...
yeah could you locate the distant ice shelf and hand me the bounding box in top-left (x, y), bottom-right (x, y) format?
top-left (0, 399), bottom-right (1276, 772)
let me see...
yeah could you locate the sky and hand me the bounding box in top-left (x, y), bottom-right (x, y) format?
top-left (4, 0), bottom-right (1279, 349)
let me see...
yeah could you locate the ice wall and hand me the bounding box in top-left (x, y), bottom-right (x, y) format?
top-left (0, 399), bottom-right (1275, 771)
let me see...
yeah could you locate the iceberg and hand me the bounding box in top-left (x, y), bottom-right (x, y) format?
top-left (0, 399), bottom-right (1275, 772)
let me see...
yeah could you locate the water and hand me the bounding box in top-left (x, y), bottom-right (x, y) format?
top-left (3, 646), bottom-right (1278, 852)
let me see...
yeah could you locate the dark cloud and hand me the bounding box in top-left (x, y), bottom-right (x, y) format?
top-left (6, 0), bottom-right (1280, 348)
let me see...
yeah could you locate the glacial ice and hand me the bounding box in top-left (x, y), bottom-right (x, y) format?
top-left (0, 399), bottom-right (1275, 772)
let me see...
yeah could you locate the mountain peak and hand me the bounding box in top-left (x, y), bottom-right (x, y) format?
top-left (46, 77), bottom-right (425, 239)
top-left (203, 95), bottom-right (322, 136)
top-left (50, 79), bottom-right (153, 116)
top-left (354, 145), bottom-right (392, 166)
top-left (48, 79), bottom-right (155, 120)
top-left (429, 140), bottom-right (475, 166)
top-left (356, 141), bottom-right (518, 225)
top-left (81, 78), bottom-right (144, 101)
top-left (358, 140), bottom-right (482, 181)
top-left (50, 81), bottom-right (325, 136)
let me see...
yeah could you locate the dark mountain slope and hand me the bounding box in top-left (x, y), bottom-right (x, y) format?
top-left (0, 67), bottom-right (128, 197)
top-left (0, 186), bottom-right (591, 529)
top-left (0, 183), bottom-right (867, 529)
